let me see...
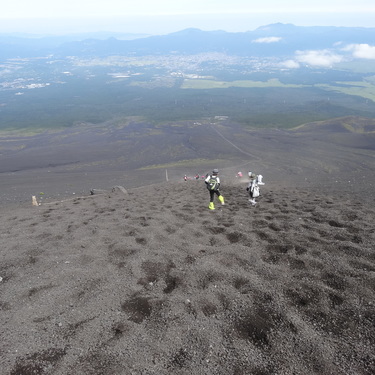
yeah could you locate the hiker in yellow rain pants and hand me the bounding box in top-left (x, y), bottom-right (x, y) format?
top-left (204, 169), bottom-right (225, 210)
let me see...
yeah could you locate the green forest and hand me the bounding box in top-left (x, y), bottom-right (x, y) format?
top-left (1, 58), bottom-right (375, 132)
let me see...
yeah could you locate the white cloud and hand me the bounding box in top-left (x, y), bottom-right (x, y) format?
top-left (280, 60), bottom-right (300, 68)
top-left (295, 49), bottom-right (343, 67)
top-left (252, 36), bottom-right (282, 43)
top-left (344, 44), bottom-right (375, 59)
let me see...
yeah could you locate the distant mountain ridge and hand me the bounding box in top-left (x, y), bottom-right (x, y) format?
top-left (1, 23), bottom-right (375, 59)
top-left (291, 116), bottom-right (375, 150)
top-left (293, 116), bottom-right (375, 134)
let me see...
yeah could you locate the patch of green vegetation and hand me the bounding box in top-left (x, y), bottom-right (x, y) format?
top-left (0, 127), bottom-right (63, 137)
top-left (316, 80), bottom-right (375, 102)
top-left (239, 112), bottom-right (332, 129)
top-left (139, 158), bottom-right (225, 170)
top-left (130, 77), bottom-right (177, 88)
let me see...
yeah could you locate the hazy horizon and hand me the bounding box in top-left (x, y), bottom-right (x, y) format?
top-left (1, 0), bottom-right (374, 36)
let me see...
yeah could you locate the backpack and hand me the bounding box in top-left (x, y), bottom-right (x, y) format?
top-left (207, 175), bottom-right (219, 191)
top-left (249, 180), bottom-right (260, 198)
top-left (252, 185), bottom-right (260, 198)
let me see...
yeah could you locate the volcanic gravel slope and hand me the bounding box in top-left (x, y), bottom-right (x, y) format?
top-left (1, 176), bottom-right (374, 375)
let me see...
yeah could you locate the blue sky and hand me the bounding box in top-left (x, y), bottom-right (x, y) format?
top-left (1, 0), bottom-right (374, 35)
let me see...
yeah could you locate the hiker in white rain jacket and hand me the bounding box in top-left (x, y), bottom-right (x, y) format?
top-left (205, 169), bottom-right (225, 210)
top-left (247, 172), bottom-right (260, 206)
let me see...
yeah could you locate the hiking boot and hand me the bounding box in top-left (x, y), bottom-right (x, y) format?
top-left (218, 195), bottom-right (225, 205)
top-left (208, 202), bottom-right (215, 210)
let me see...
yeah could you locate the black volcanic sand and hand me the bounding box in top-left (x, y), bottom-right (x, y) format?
top-left (1, 177), bottom-right (374, 375)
